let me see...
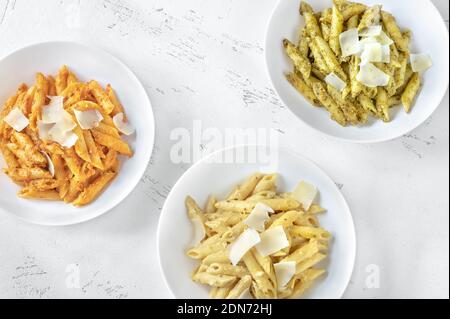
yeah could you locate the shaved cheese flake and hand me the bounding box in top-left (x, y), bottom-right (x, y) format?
top-left (358, 36), bottom-right (378, 48)
top-left (228, 228), bottom-right (261, 266)
top-left (359, 25), bottom-right (382, 37)
top-left (360, 42), bottom-right (383, 64)
top-left (255, 226), bottom-right (289, 257)
top-left (56, 111), bottom-right (77, 132)
top-left (356, 63), bottom-right (390, 88)
top-left (325, 73), bottom-right (347, 92)
top-left (244, 203), bottom-right (274, 232)
top-left (42, 96), bottom-right (64, 124)
top-left (113, 113), bottom-right (135, 136)
top-left (380, 45), bottom-right (391, 63)
top-left (292, 181), bottom-right (318, 211)
top-left (3, 108), bottom-right (29, 132)
top-left (376, 31), bottom-right (394, 46)
top-left (74, 109), bottom-right (104, 130)
top-left (410, 54), bottom-right (433, 73)
top-left (61, 132), bottom-right (79, 148)
top-left (48, 125), bottom-right (78, 148)
top-left (274, 262), bottom-right (296, 289)
top-left (37, 121), bottom-right (53, 140)
top-left (191, 217), bottom-right (206, 246)
top-left (339, 28), bottom-right (361, 57)
top-left (41, 152), bottom-right (55, 177)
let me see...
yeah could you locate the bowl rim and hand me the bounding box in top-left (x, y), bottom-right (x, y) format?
top-left (0, 40), bottom-right (156, 226)
top-left (157, 144), bottom-right (357, 299)
top-left (264, 0), bottom-right (449, 144)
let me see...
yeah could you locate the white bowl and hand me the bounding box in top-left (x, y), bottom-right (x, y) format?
top-left (158, 145), bottom-right (356, 299)
top-left (0, 42), bottom-right (155, 226)
top-left (265, 0), bottom-right (449, 143)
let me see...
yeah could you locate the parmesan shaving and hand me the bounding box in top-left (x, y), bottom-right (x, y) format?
top-left (410, 54), bottom-right (433, 73)
top-left (255, 226), bottom-right (289, 257)
top-left (380, 45), bottom-right (391, 63)
top-left (228, 228), bottom-right (261, 266)
top-left (292, 181), bottom-right (318, 211)
top-left (42, 96), bottom-right (64, 124)
top-left (113, 113), bottom-right (135, 136)
top-left (41, 152), bottom-right (55, 177)
top-left (360, 42), bottom-right (383, 65)
top-left (48, 125), bottom-right (78, 148)
top-left (356, 63), bottom-right (390, 88)
top-left (243, 203), bottom-right (273, 232)
top-left (339, 28), bottom-right (361, 57)
top-left (37, 121), bottom-right (53, 140)
top-left (274, 262), bottom-right (296, 289)
top-left (74, 109), bottom-right (104, 130)
top-left (3, 108), bottom-right (29, 132)
top-left (376, 31), bottom-right (394, 46)
top-left (325, 73), bottom-right (347, 92)
top-left (56, 111), bottom-right (77, 132)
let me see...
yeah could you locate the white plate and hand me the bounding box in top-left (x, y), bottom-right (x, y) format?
top-left (158, 145), bottom-right (356, 299)
top-left (0, 41), bottom-right (155, 226)
top-left (265, 0), bottom-right (449, 143)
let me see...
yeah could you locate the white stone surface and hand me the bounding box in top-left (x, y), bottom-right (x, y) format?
top-left (0, 0), bottom-right (448, 299)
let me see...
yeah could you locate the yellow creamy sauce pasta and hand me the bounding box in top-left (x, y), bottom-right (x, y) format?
top-left (186, 173), bottom-right (332, 299)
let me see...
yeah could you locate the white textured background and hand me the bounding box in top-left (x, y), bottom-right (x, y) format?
top-left (0, 0), bottom-right (448, 299)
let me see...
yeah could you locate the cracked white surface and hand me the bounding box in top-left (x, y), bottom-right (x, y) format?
top-left (0, 0), bottom-right (448, 299)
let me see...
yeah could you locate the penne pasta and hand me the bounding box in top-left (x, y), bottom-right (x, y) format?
top-left (187, 173), bottom-right (331, 299)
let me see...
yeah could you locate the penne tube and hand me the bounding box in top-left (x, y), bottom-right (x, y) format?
top-left (281, 239), bottom-right (320, 264)
top-left (6, 167), bottom-right (52, 182)
top-left (72, 171), bottom-right (116, 206)
top-left (202, 251), bottom-right (231, 265)
top-left (308, 36), bottom-right (330, 74)
top-left (290, 268), bottom-right (326, 299)
top-left (88, 80), bottom-right (115, 114)
top-left (210, 287), bottom-right (232, 299)
top-left (227, 173), bottom-right (263, 201)
top-left (290, 226), bottom-right (332, 241)
top-left (56, 66), bottom-right (69, 95)
top-left (358, 5), bottom-right (381, 31)
top-left (270, 211), bottom-right (303, 229)
top-left (312, 81), bottom-right (347, 126)
top-left (376, 87), bottom-right (390, 122)
top-left (286, 72), bottom-right (320, 107)
top-left (401, 73), bottom-right (421, 113)
top-left (105, 84), bottom-right (125, 116)
top-left (315, 37), bottom-right (347, 81)
top-left (91, 130), bottom-right (132, 157)
top-left (93, 122), bottom-right (121, 138)
top-left (192, 272), bottom-right (237, 288)
top-left (27, 179), bottom-right (61, 191)
top-left (83, 131), bottom-right (104, 170)
top-left (329, 5), bottom-right (344, 56)
top-left (300, 1), bottom-right (323, 38)
top-left (295, 253), bottom-right (327, 275)
top-left (187, 241), bottom-right (227, 260)
top-left (226, 275), bottom-right (252, 299)
top-left (73, 126), bottom-right (91, 163)
top-left (18, 188), bottom-right (60, 201)
top-left (381, 11), bottom-right (409, 52)
top-left (205, 195), bottom-right (217, 214)
top-left (242, 252), bottom-right (277, 299)
top-left (207, 263), bottom-right (249, 278)
top-left (283, 39), bottom-right (312, 79)
top-left (297, 28), bottom-right (310, 58)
